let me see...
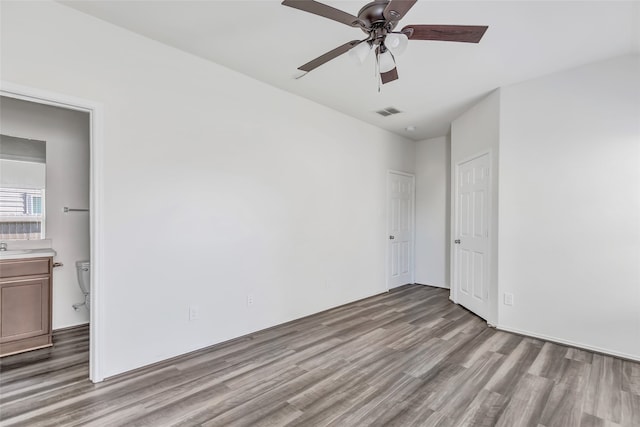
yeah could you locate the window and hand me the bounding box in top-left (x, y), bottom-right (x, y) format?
top-left (0, 187), bottom-right (45, 240)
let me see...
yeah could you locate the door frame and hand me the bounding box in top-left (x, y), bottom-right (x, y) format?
top-left (450, 150), bottom-right (493, 321)
top-left (1, 81), bottom-right (106, 382)
top-left (386, 170), bottom-right (416, 291)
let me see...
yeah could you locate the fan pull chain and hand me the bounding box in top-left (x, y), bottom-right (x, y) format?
top-left (376, 49), bottom-right (381, 93)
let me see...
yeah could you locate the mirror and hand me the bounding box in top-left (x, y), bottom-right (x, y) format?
top-left (0, 135), bottom-right (46, 240)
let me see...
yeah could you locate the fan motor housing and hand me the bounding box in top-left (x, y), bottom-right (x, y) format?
top-left (357, 0), bottom-right (396, 32)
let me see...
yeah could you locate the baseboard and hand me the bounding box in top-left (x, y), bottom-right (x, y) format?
top-left (414, 282), bottom-right (450, 290)
top-left (496, 324), bottom-right (640, 363)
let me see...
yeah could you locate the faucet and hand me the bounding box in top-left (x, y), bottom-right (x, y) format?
top-left (0, 242), bottom-right (7, 251)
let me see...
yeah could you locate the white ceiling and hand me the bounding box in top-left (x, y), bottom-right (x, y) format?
top-left (60, 1), bottom-right (639, 141)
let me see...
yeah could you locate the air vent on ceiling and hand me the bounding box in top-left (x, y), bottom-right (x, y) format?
top-left (375, 107), bottom-right (402, 117)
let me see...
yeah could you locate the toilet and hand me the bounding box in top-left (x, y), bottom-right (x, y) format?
top-left (74, 260), bottom-right (90, 311)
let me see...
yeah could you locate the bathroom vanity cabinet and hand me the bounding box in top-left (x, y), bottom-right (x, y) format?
top-left (0, 257), bottom-right (53, 357)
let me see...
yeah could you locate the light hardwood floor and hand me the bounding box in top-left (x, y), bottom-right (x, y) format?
top-left (1, 285), bottom-right (639, 426)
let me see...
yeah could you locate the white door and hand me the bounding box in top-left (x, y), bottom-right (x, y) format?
top-left (387, 172), bottom-right (414, 289)
top-left (453, 153), bottom-right (490, 319)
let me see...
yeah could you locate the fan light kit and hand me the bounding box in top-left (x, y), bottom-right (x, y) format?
top-left (282, 0), bottom-right (488, 85)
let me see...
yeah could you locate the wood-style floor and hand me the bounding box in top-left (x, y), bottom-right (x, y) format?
top-left (1, 285), bottom-right (639, 426)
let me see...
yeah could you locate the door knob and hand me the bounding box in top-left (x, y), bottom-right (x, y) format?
top-left (454, 239), bottom-right (461, 244)
top-left (389, 235), bottom-right (395, 240)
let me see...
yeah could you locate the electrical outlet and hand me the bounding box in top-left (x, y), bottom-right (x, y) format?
top-left (189, 305), bottom-right (199, 321)
top-left (247, 294), bottom-right (254, 307)
top-left (504, 293), bottom-right (514, 306)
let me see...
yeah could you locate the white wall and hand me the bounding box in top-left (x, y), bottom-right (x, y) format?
top-left (0, 97), bottom-right (90, 329)
top-left (1, 1), bottom-right (415, 378)
top-left (450, 91), bottom-right (501, 324)
top-left (498, 54), bottom-right (640, 359)
top-left (415, 136), bottom-right (450, 288)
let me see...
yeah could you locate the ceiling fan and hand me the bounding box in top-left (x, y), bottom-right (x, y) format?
top-left (282, 0), bottom-right (488, 84)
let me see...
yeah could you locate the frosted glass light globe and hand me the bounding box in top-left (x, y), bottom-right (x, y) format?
top-left (378, 50), bottom-right (395, 73)
top-left (385, 33), bottom-right (408, 56)
top-left (349, 42), bottom-right (373, 64)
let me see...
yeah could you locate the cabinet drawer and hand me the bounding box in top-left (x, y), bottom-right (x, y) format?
top-left (0, 258), bottom-right (51, 279)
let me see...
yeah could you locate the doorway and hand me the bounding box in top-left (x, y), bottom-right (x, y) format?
top-left (1, 82), bottom-right (104, 382)
top-left (451, 152), bottom-right (491, 319)
top-left (387, 171), bottom-right (415, 289)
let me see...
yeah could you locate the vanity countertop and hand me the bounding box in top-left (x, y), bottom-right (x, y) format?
top-left (0, 248), bottom-right (57, 260)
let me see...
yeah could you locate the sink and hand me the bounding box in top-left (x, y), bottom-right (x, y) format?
top-left (1, 249), bottom-right (30, 255)
top-left (0, 248), bottom-right (57, 260)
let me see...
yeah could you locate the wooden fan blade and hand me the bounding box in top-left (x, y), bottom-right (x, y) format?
top-left (298, 40), bottom-right (361, 72)
top-left (402, 25), bottom-right (488, 43)
top-left (383, 0), bottom-right (417, 22)
top-left (381, 67), bottom-right (399, 84)
top-left (282, 0), bottom-right (364, 27)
